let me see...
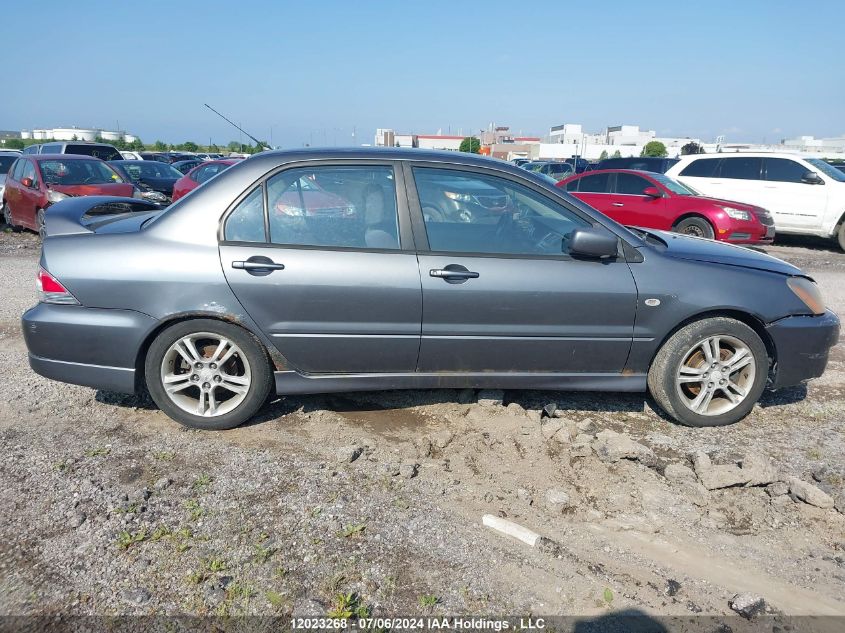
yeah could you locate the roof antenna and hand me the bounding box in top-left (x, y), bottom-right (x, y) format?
top-left (204, 103), bottom-right (271, 150)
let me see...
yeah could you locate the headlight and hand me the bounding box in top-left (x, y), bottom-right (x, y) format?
top-left (720, 206), bottom-right (751, 221)
top-left (444, 191), bottom-right (473, 202)
top-left (787, 277), bottom-right (825, 315)
top-left (140, 190), bottom-right (168, 203)
top-left (46, 189), bottom-right (69, 204)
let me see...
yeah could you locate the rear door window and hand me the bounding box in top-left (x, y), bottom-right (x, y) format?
top-left (577, 173), bottom-right (611, 193)
top-left (65, 144), bottom-right (122, 161)
top-left (718, 157), bottom-right (762, 180)
top-left (764, 158), bottom-right (807, 183)
top-left (679, 158), bottom-right (721, 177)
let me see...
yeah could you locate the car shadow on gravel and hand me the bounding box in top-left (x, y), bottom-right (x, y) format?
top-left (758, 384), bottom-right (808, 407)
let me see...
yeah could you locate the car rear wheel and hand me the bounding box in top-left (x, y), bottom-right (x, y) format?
top-left (674, 216), bottom-right (714, 240)
top-left (2, 202), bottom-right (19, 231)
top-left (647, 317), bottom-right (768, 427)
top-left (36, 209), bottom-right (46, 239)
top-left (144, 319), bottom-right (273, 430)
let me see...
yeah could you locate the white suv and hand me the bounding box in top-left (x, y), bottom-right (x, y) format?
top-left (666, 153), bottom-right (845, 250)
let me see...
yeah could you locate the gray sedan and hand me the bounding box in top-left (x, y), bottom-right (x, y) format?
top-left (22, 149), bottom-right (839, 429)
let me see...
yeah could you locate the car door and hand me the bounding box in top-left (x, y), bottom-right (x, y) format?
top-left (4, 159), bottom-right (24, 222)
top-left (612, 172), bottom-right (668, 229)
top-left (761, 157), bottom-right (828, 230)
top-left (407, 164), bottom-right (637, 374)
top-left (219, 162), bottom-right (422, 374)
top-left (16, 159), bottom-right (41, 229)
top-left (565, 172), bottom-right (614, 217)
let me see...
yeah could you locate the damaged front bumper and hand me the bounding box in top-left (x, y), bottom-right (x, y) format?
top-left (766, 309), bottom-right (840, 389)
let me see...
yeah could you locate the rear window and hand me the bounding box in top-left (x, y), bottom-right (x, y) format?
top-left (679, 158), bottom-right (721, 177)
top-left (719, 157), bottom-right (762, 180)
top-left (0, 156), bottom-right (16, 174)
top-left (64, 144), bottom-right (122, 161)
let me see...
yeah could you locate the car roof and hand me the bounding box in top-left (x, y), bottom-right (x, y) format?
top-left (569, 168), bottom-right (661, 177)
top-left (32, 154), bottom-right (106, 161)
top-left (673, 152), bottom-right (810, 161)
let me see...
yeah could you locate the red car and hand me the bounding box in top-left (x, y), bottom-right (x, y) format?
top-left (2, 154), bottom-right (135, 237)
top-left (171, 159), bottom-right (241, 201)
top-left (557, 169), bottom-right (775, 244)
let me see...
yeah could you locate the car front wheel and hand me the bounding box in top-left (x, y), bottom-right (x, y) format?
top-left (647, 317), bottom-right (768, 427)
top-left (674, 216), bottom-right (715, 240)
top-left (837, 220), bottom-right (845, 252)
top-left (144, 319), bottom-right (273, 430)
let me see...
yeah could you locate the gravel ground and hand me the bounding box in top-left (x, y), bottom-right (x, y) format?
top-left (0, 227), bottom-right (844, 627)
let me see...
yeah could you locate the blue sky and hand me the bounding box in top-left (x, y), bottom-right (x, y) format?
top-left (2, 0), bottom-right (842, 147)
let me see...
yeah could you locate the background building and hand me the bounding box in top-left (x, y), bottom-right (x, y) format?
top-left (20, 126), bottom-right (137, 143)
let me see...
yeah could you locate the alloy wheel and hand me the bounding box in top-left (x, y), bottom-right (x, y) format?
top-left (159, 332), bottom-right (251, 417)
top-left (36, 210), bottom-right (46, 239)
top-left (674, 335), bottom-right (755, 416)
top-left (683, 225), bottom-right (704, 237)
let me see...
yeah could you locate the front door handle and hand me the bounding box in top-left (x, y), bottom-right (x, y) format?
top-left (232, 256), bottom-right (285, 276)
top-left (430, 266), bottom-right (479, 284)
top-left (612, 203), bottom-right (624, 207)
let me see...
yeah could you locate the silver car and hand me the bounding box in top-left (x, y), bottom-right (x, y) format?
top-left (22, 149), bottom-right (839, 430)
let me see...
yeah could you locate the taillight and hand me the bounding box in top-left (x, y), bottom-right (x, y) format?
top-left (36, 267), bottom-right (79, 305)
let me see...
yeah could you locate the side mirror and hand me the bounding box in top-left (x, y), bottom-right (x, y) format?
top-left (802, 171), bottom-right (823, 185)
top-left (568, 227), bottom-right (619, 259)
top-left (642, 186), bottom-right (661, 198)
top-left (21, 177), bottom-right (34, 188)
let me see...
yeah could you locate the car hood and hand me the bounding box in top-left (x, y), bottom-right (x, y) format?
top-left (49, 183), bottom-right (135, 197)
top-left (684, 194), bottom-right (760, 211)
top-left (645, 229), bottom-right (802, 276)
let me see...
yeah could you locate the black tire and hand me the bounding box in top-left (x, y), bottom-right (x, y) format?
top-left (647, 317), bottom-right (768, 427)
top-left (674, 216), bottom-right (715, 240)
top-left (2, 202), bottom-right (20, 231)
top-left (144, 319), bottom-right (273, 430)
top-left (837, 220), bottom-right (845, 252)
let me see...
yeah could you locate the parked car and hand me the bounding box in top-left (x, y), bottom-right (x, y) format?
top-left (21, 142), bottom-right (122, 162)
top-left (511, 158), bottom-right (531, 167)
top-left (120, 151), bottom-right (143, 161)
top-left (1, 154), bottom-right (135, 236)
top-left (595, 156), bottom-right (680, 173)
top-left (22, 149), bottom-right (838, 431)
top-left (557, 169), bottom-right (774, 244)
top-left (139, 152), bottom-right (171, 163)
top-left (521, 161), bottom-right (574, 180)
top-left (0, 150), bottom-right (20, 205)
top-left (109, 160), bottom-right (183, 204)
top-left (563, 157), bottom-right (590, 173)
top-left (171, 159), bottom-right (204, 174)
top-left (666, 153), bottom-right (845, 250)
top-left (171, 159), bottom-right (241, 201)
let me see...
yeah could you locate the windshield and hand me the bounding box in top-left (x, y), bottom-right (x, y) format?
top-left (0, 156), bottom-right (15, 174)
top-left (807, 159), bottom-right (845, 183)
top-left (118, 161), bottom-right (182, 180)
top-left (40, 159), bottom-right (124, 186)
top-left (650, 172), bottom-right (700, 195)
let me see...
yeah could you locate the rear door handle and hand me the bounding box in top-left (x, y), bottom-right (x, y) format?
top-left (232, 256), bottom-right (285, 276)
top-left (430, 268), bottom-right (479, 279)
